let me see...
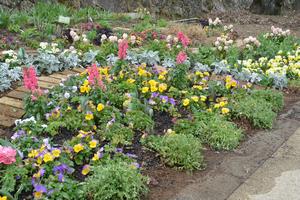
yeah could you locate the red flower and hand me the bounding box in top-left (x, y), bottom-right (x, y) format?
top-left (177, 32), bottom-right (190, 47)
top-left (23, 66), bottom-right (38, 92)
top-left (176, 51), bottom-right (188, 64)
top-left (118, 40), bottom-right (128, 60)
top-left (87, 64), bottom-right (106, 90)
top-left (0, 145), bottom-right (17, 165)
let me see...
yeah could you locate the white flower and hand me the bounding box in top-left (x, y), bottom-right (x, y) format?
top-left (64, 92), bottom-right (70, 99)
top-left (72, 86), bottom-right (77, 92)
top-left (122, 33), bottom-right (128, 39)
top-left (40, 42), bottom-right (48, 49)
top-left (101, 34), bottom-right (107, 40)
top-left (41, 124), bottom-right (48, 128)
top-left (73, 35), bottom-right (80, 42)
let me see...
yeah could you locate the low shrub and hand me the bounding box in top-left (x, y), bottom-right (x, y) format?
top-left (142, 134), bottom-right (203, 170)
top-left (82, 160), bottom-right (148, 200)
top-left (231, 95), bottom-right (277, 129)
top-left (250, 89), bottom-right (284, 112)
top-left (174, 112), bottom-right (243, 150)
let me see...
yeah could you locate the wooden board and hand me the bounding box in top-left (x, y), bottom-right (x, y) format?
top-left (15, 86), bottom-right (30, 93)
top-left (0, 105), bottom-right (24, 118)
top-left (38, 76), bottom-right (61, 84)
top-left (59, 70), bottom-right (77, 75)
top-left (6, 90), bottom-right (26, 100)
top-left (0, 114), bottom-right (17, 127)
top-left (0, 97), bottom-right (23, 109)
top-left (37, 81), bottom-right (55, 89)
top-left (49, 74), bottom-right (67, 80)
top-left (72, 68), bottom-right (85, 73)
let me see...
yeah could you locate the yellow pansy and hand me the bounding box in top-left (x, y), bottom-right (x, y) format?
top-left (193, 85), bottom-right (203, 90)
top-left (36, 157), bottom-right (43, 165)
top-left (191, 96), bottom-right (199, 102)
top-left (222, 108), bottom-right (230, 114)
top-left (158, 74), bottom-right (165, 80)
top-left (89, 140), bottom-right (97, 148)
top-left (141, 87), bottom-right (149, 93)
top-left (127, 78), bottom-right (135, 84)
top-left (200, 95), bottom-right (207, 102)
top-left (214, 103), bottom-right (220, 108)
top-left (182, 98), bottom-right (190, 106)
top-left (203, 71), bottom-right (210, 76)
top-left (80, 85), bottom-right (91, 93)
top-left (43, 153), bottom-right (54, 163)
top-left (81, 165), bottom-right (90, 175)
top-left (148, 80), bottom-right (157, 86)
top-left (158, 83), bottom-right (167, 93)
top-left (195, 71), bottom-right (203, 77)
top-left (92, 153), bottom-right (99, 161)
top-left (28, 150), bottom-right (38, 158)
top-left (52, 149), bottom-right (61, 158)
top-left (97, 103), bottom-right (105, 112)
top-left (85, 112), bottom-right (94, 121)
top-left (34, 192), bottom-right (42, 199)
top-left (73, 144), bottom-right (84, 153)
top-left (0, 196), bottom-right (7, 200)
top-left (150, 86), bottom-right (158, 92)
top-left (219, 101), bottom-right (227, 107)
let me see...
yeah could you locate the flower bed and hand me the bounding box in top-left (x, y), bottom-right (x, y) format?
top-left (0, 13), bottom-right (299, 200)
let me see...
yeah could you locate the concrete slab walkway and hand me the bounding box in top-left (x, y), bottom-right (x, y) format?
top-left (172, 101), bottom-right (300, 200)
top-left (228, 127), bottom-right (300, 200)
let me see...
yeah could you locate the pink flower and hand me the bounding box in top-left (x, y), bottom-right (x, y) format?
top-left (0, 145), bottom-right (17, 165)
top-left (87, 64), bottom-right (105, 90)
top-left (118, 40), bottom-right (128, 60)
top-left (177, 32), bottom-right (190, 47)
top-left (176, 51), bottom-right (188, 64)
top-left (23, 66), bottom-right (38, 92)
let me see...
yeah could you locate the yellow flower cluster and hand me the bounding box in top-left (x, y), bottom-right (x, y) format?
top-left (182, 95), bottom-right (207, 107)
top-left (80, 80), bottom-right (91, 93)
top-left (225, 75), bottom-right (237, 89)
top-left (141, 79), bottom-right (168, 94)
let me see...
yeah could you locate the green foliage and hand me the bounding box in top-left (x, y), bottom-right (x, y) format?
top-left (255, 35), bottom-right (298, 59)
top-left (251, 89), bottom-right (284, 112)
top-left (169, 63), bottom-right (190, 90)
top-left (174, 112), bottom-right (243, 150)
top-left (142, 134), bottom-right (203, 170)
top-left (231, 95), bottom-right (277, 129)
top-left (82, 160), bottom-right (148, 200)
top-left (100, 122), bottom-right (134, 146)
top-left (124, 110), bottom-right (154, 131)
top-left (190, 45), bottom-right (216, 65)
top-left (0, 163), bottom-right (29, 197)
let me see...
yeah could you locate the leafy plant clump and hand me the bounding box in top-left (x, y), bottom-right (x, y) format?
top-left (231, 95), bottom-right (277, 129)
top-left (82, 160), bottom-right (148, 200)
top-left (250, 89), bottom-right (284, 112)
top-left (174, 112), bottom-right (243, 150)
top-left (142, 134), bottom-right (204, 170)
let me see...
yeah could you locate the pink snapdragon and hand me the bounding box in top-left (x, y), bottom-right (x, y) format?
top-left (87, 64), bottom-right (105, 90)
top-left (23, 66), bottom-right (38, 91)
top-left (0, 145), bottom-right (17, 165)
top-left (118, 39), bottom-right (128, 60)
top-left (176, 51), bottom-right (187, 64)
top-left (177, 32), bottom-right (190, 47)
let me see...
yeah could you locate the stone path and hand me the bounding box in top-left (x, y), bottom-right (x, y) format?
top-left (172, 101), bottom-right (300, 200)
top-left (228, 127), bottom-right (300, 200)
top-left (0, 68), bottom-right (85, 127)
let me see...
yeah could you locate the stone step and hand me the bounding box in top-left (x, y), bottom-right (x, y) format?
top-left (0, 97), bottom-right (23, 109)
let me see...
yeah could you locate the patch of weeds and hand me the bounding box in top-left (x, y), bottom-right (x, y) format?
top-left (142, 134), bottom-right (204, 170)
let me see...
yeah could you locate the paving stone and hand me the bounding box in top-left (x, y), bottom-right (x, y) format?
top-left (0, 105), bottom-right (24, 118)
top-left (38, 81), bottom-right (56, 89)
